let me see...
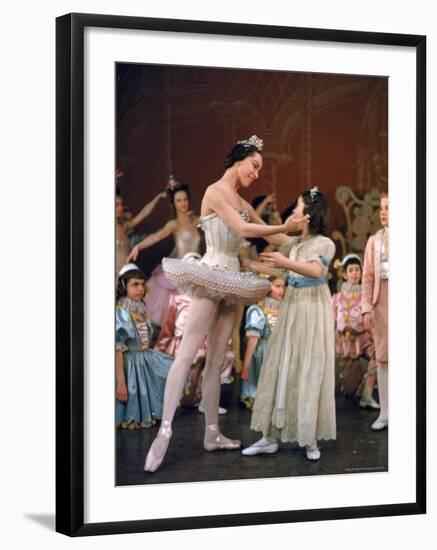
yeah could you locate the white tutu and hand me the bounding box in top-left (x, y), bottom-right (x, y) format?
top-left (162, 256), bottom-right (271, 304)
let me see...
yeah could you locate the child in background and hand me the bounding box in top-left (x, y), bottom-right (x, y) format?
top-left (240, 276), bottom-right (285, 409)
top-left (115, 263), bottom-right (173, 430)
top-left (361, 192), bottom-right (389, 431)
top-left (333, 254), bottom-right (379, 409)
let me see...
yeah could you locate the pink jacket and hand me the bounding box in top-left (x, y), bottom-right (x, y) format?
top-left (361, 229), bottom-right (384, 314)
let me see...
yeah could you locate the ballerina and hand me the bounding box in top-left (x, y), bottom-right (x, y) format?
top-left (128, 180), bottom-right (202, 327)
top-left (143, 135), bottom-right (308, 472)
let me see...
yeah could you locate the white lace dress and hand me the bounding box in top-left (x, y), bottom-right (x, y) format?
top-left (163, 209), bottom-right (271, 304)
top-left (250, 235), bottom-right (337, 446)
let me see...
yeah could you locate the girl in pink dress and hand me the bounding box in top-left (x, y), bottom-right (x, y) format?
top-left (361, 193), bottom-right (389, 431)
top-left (333, 254), bottom-right (379, 409)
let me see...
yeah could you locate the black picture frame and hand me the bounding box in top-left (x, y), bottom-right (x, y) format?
top-left (56, 12), bottom-right (426, 537)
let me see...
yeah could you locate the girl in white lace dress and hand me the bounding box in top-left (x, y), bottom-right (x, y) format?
top-left (243, 188), bottom-right (336, 461)
top-left (143, 136), bottom-right (308, 472)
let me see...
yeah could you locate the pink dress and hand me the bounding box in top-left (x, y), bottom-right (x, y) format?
top-left (333, 283), bottom-right (376, 365)
top-left (144, 228), bottom-right (201, 327)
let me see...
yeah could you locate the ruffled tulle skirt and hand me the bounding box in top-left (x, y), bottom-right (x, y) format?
top-left (162, 256), bottom-right (271, 305)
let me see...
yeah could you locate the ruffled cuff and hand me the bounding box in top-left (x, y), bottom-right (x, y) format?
top-left (246, 329), bottom-right (262, 338)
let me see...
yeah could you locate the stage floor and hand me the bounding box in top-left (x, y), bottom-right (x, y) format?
top-left (116, 376), bottom-right (388, 486)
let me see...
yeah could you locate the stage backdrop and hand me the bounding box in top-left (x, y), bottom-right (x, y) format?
top-left (116, 64), bottom-right (387, 274)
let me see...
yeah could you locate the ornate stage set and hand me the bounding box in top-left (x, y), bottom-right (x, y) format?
top-left (116, 64), bottom-right (387, 283)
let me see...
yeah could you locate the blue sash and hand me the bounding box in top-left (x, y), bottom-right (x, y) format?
top-left (287, 255), bottom-right (329, 288)
top-left (287, 276), bottom-right (327, 288)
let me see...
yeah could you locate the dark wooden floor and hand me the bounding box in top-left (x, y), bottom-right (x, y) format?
top-left (116, 374), bottom-right (388, 486)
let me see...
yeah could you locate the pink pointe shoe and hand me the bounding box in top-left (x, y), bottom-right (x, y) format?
top-left (203, 424), bottom-right (241, 452)
top-left (144, 420), bottom-right (172, 473)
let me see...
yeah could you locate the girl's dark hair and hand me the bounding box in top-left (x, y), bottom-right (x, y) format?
top-left (249, 195), bottom-right (269, 254)
top-left (224, 143), bottom-right (261, 169)
top-left (116, 268), bottom-right (147, 299)
top-left (301, 189), bottom-right (328, 236)
top-left (167, 182), bottom-right (190, 207)
top-left (343, 257), bottom-right (361, 272)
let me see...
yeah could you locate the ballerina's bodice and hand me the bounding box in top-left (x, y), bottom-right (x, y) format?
top-left (161, 207), bottom-right (270, 304)
top-left (200, 209), bottom-right (249, 271)
top-left (171, 228), bottom-right (201, 259)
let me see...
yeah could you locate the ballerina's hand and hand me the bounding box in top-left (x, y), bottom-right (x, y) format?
top-left (260, 251), bottom-right (288, 269)
top-left (265, 193), bottom-right (276, 205)
top-left (284, 213), bottom-right (310, 233)
top-left (127, 245), bottom-right (140, 262)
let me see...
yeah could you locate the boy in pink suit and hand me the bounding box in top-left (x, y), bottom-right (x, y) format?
top-left (361, 193), bottom-right (389, 431)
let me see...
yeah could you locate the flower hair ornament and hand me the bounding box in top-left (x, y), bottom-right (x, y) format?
top-left (309, 186), bottom-right (319, 201)
top-left (237, 135), bottom-right (264, 151)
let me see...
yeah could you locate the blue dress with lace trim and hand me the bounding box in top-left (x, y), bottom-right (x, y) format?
top-left (115, 305), bottom-right (173, 427)
top-left (240, 304), bottom-right (270, 404)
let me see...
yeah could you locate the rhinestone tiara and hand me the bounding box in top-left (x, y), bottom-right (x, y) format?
top-left (237, 135), bottom-right (264, 151)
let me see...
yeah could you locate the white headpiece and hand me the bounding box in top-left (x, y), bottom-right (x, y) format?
top-left (309, 186), bottom-right (319, 200)
top-left (118, 263), bottom-right (140, 278)
top-left (341, 253), bottom-right (361, 267)
top-left (237, 135), bottom-right (264, 151)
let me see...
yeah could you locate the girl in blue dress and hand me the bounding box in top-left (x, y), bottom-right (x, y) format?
top-left (240, 276), bottom-right (285, 409)
top-left (115, 263), bottom-right (174, 429)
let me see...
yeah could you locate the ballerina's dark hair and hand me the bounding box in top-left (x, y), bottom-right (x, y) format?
top-left (167, 181), bottom-right (191, 207)
top-left (116, 268), bottom-right (147, 299)
top-left (224, 143), bottom-right (261, 169)
top-left (301, 188), bottom-right (328, 236)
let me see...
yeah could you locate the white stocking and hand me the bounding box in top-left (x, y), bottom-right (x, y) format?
top-left (202, 302), bottom-right (237, 438)
top-left (145, 297), bottom-right (219, 471)
top-left (160, 296), bottom-right (219, 425)
top-left (376, 365), bottom-right (389, 423)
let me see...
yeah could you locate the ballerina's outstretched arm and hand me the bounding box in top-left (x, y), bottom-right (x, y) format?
top-left (127, 219), bottom-right (177, 262)
top-left (204, 187), bottom-right (307, 240)
top-left (123, 191), bottom-right (167, 232)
